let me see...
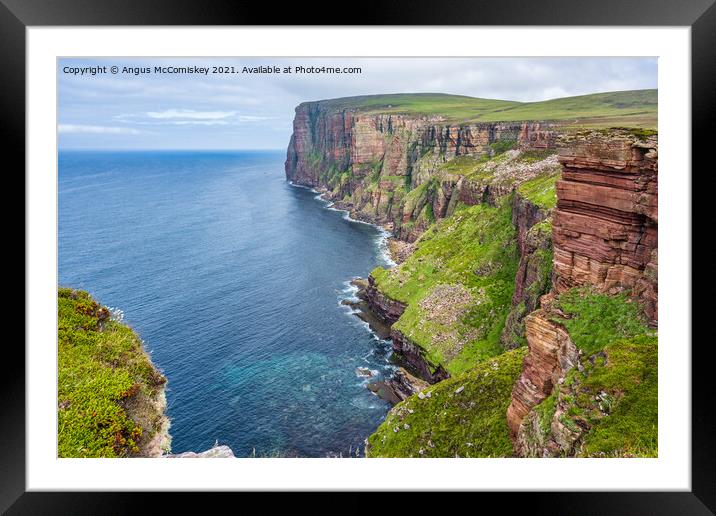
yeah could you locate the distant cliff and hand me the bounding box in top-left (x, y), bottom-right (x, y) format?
top-left (285, 96), bottom-right (557, 242)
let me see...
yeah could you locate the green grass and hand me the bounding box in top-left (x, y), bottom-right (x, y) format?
top-left (371, 197), bottom-right (519, 374)
top-left (518, 149), bottom-right (557, 163)
top-left (517, 171), bottom-right (561, 210)
top-left (367, 347), bottom-right (527, 457)
top-left (304, 93), bottom-right (520, 122)
top-left (530, 334), bottom-right (658, 457)
top-left (519, 288), bottom-right (657, 458)
top-left (302, 89), bottom-right (657, 128)
top-left (437, 155), bottom-right (492, 178)
top-left (579, 335), bottom-right (658, 457)
top-left (58, 288), bottom-right (167, 457)
top-left (551, 287), bottom-right (649, 354)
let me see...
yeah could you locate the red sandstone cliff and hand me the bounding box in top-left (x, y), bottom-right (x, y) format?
top-left (285, 100), bottom-right (558, 241)
top-left (553, 132), bottom-right (658, 325)
top-left (506, 131), bottom-right (658, 451)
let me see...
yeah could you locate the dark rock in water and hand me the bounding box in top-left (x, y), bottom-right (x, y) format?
top-left (350, 277), bottom-right (369, 293)
top-left (342, 294), bottom-right (393, 340)
top-left (367, 367), bottom-right (430, 405)
top-left (367, 380), bottom-right (402, 405)
top-left (356, 367), bottom-right (375, 378)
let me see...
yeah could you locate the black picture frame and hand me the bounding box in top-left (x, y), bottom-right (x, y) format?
top-left (5, 0), bottom-right (711, 512)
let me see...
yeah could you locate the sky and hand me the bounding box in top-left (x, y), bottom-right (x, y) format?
top-left (58, 57), bottom-right (657, 150)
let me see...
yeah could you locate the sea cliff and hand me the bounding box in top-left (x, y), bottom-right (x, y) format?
top-left (283, 91), bottom-right (659, 458)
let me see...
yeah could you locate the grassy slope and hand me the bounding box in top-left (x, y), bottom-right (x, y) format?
top-left (305, 89), bottom-right (657, 128)
top-left (532, 288), bottom-right (657, 457)
top-left (367, 347), bottom-right (527, 457)
top-left (58, 288), bottom-right (167, 457)
top-left (517, 171), bottom-right (560, 210)
top-left (371, 198), bottom-right (519, 375)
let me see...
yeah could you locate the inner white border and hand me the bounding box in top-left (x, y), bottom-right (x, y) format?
top-left (27, 27), bottom-right (691, 491)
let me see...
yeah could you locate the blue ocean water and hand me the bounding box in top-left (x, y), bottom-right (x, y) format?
top-left (58, 150), bottom-right (395, 457)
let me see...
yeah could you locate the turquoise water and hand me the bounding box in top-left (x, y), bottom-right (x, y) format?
top-left (58, 150), bottom-right (394, 457)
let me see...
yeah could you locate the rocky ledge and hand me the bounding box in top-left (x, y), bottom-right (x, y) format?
top-left (367, 367), bottom-right (430, 405)
top-left (165, 445), bottom-right (236, 458)
top-left (506, 296), bottom-right (579, 439)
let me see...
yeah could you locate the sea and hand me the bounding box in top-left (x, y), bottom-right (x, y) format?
top-left (58, 150), bottom-right (395, 457)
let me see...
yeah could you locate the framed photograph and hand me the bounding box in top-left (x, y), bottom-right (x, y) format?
top-left (7, 0), bottom-right (711, 511)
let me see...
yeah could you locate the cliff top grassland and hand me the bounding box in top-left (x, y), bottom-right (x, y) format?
top-left (550, 287), bottom-right (650, 355)
top-left (58, 288), bottom-right (169, 457)
top-left (299, 89), bottom-right (657, 128)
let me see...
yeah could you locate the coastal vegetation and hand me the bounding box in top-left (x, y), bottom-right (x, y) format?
top-left (367, 347), bottom-right (527, 457)
top-left (58, 288), bottom-right (169, 457)
top-left (371, 198), bottom-right (519, 375)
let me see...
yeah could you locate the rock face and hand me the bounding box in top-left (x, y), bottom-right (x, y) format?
top-left (552, 132), bottom-right (658, 325)
top-left (390, 327), bottom-right (450, 384)
top-left (364, 275), bottom-right (406, 325)
top-left (507, 130), bottom-right (659, 454)
top-left (500, 194), bottom-right (553, 349)
top-left (506, 302), bottom-right (579, 439)
top-left (285, 100), bottom-right (557, 242)
top-left (362, 275), bottom-right (447, 384)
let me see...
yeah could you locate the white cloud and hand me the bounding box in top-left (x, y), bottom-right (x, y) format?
top-left (113, 113), bottom-right (273, 126)
top-left (237, 115), bottom-right (273, 122)
top-left (146, 109), bottom-right (236, 120)
top-left (168, 120), bottom-right (230, 126)
top-left (58, 124), bottom-right (142, 135)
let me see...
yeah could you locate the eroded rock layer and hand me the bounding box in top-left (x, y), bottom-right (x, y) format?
top-left (500, 193), bottom-right (553, 349)
top-left (507, 131), bottom-right (659, 453)
top-left (552, 132), bottom-right (658, 325)
top-left (506, 300), bottom-right (579, 439)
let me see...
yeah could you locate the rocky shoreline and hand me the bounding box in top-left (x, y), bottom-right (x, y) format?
top-left (290, 181), bottom-right (428, 407)
top-left (342, 277), bottom-right (436, 405)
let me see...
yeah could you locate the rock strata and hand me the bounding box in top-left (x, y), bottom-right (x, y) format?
top-left (507, 130), bottom-right (659, 454)
top-left (363, 275), bottom-right (406, 325)
top-left (390, 327), bottom-right (450, 384)
top-left (553, 131), bottom-right (658, 325)
top-left (506, 303), bottom-right (579, 439)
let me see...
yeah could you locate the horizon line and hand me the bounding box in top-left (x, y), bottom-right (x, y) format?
top-left (58, 147), bottom-right (286, 152)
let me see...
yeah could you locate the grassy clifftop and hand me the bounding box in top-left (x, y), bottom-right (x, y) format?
top-left (301, 89), bottom-right (657, 128)
top-left (58, 288), bottom-right (170, 457)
